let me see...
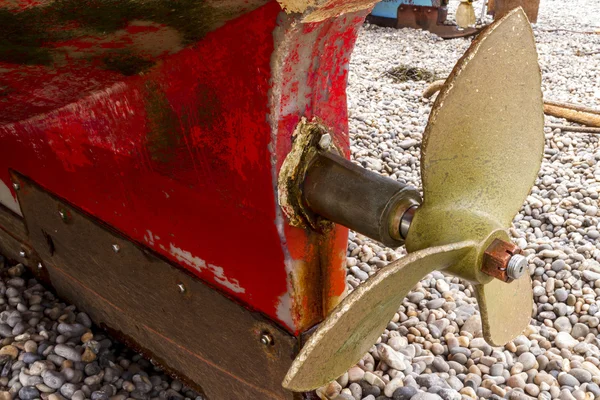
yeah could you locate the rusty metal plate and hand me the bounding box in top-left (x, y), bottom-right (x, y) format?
top-left (283, 241), bottom-right (475, 391)
top-left (13, 173), bottom-right (301, 400)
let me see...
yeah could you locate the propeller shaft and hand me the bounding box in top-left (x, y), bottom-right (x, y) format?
top-left (303, 151), bottom-right (421, 247)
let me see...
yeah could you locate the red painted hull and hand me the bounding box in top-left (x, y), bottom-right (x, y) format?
top-left (0, 0), bottom-right (371, 334)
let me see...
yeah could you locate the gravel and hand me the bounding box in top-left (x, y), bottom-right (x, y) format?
top-left (335, 0), bottom-right (600, 399)
top-left (0, 260), bottom-right (205, 400)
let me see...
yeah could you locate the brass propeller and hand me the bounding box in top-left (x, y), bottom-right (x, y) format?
top-left (283, 7), bottom-right (544, 392)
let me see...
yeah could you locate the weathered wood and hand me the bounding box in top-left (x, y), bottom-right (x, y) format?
top-left (0, 226), bottom-right (29, 266)
top-left (544, 101), bottom-right (600, 117)
top-left (0, 203), bottom-right (33, 266)
top-left (544, 104), bottom-right (600, 128)
top-left (15, 173), bottom-right (301, 400)
top-left (0, 203), bottom-right (27, 243)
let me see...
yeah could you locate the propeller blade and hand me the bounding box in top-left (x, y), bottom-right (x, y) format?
top-left (475, 273), bottom-right (533, 346)
top-left (282, 241), bottom-right (476, 392)
top-left (407, 7), bottom-right (544, 254)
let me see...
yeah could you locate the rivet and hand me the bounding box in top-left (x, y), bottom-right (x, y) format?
top-left (318, 133), bottom-right (332, 150)
top-left (177, 283), bottom-right (186, 294)
top-left (12, 183), bottom-right (19, 191)
top-left (112, 244), bottom-right (120, 253)
top-left (59, 209), bottom-right (68, 222)
top-left (260, 333), bottom-right (273, 346)
top-left (19, 250), bottom-right (26, 258)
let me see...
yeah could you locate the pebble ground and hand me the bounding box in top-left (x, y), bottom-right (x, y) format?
top-left (0, 260), bottom-right (204, 400)
top-left (333, 1), bottom-right (600, 400)
top-left (0, 1), bottom-right (599, 400)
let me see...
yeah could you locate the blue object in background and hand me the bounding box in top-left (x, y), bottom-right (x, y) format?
top-left (371, 0), bottom-right (437, 18)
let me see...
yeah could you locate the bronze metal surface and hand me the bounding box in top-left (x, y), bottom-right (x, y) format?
top-left (404, 8), bottom-right (542, 346)
top-left (475, 274), bottom-right (533, 346)
top-left (13, 173), bottom-right (300, 400)
top-left (283, 241), bottom-right (475, 391)
top-left (406, 7), bottom-right (544, 281)
top-left (284, 10), bottom-right (543, 386)
top-left (482, 238), bottom-right (522, 282)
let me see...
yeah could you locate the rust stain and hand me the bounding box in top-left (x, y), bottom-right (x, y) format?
top-left (277, 118), bottom-right (334, 231)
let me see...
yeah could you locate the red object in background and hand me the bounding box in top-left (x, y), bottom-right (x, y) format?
top-left (0, 0), bottom-right (370, 335)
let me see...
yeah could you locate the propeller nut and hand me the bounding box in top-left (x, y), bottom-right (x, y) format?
top-left (482, 239), bottom-right (527, 282)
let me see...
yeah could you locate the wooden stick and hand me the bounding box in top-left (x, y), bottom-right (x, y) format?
top-left (544, 100), bottom-right (600, 116)
top-left (422, 80), bottom-right (446, 99)
top-left (536, 28), bottom-right (600, 35)
top-left (543, 104), bottom-right (600, 128)
top-left (546, 124), bottom-right (600, 134)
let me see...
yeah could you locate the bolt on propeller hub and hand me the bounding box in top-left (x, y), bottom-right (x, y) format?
top-left (482, 239), bottom-right (528, 282)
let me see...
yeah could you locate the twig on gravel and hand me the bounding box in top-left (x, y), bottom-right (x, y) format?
top-left (577, 50), bottom-right (600, 56)
top-left (544, 104), bottom-right (600, 127)
top-left (546, 124), bottom-right (600, 133)
top-left (422, 80), bottom-right (446, 99)
top-left (545, 101), bottom-right (600, 116)
top-left (536, 28), bottom-right (600, 34)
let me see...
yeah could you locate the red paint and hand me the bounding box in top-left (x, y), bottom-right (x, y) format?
top-left (0, 0), bottom-right (368, 333)
top-left (0, 62), bottom-right (127, 124)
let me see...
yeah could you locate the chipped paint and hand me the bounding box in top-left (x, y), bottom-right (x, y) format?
top-left (208, 263), bottom-right (246, 294)
top-left (267, 9), bottom-right (365, 333)
top-left (0, 0), bottom-right (367, 333)
top-left (170, 243), bottom-right (207, 272)
top-left (0, 179), bottom-right (21, 215)
top-left (276, 291), bottom-right (294, 330)
top-left (0, 4), bottom-right (287, 326)
top-left (169, 244), bottom-right (245, 294)
top-left (144, 230), bottom-right (160, 246)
